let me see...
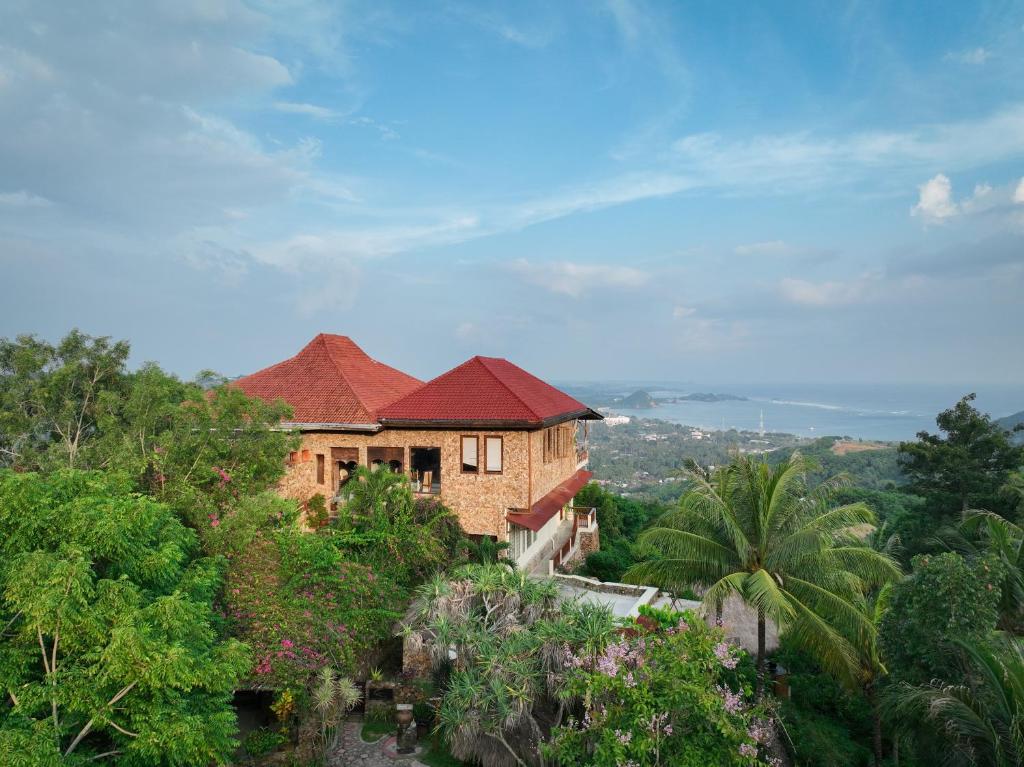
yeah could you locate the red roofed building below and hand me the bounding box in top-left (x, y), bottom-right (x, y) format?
top-left (235, 334), bottom-right (601, 572)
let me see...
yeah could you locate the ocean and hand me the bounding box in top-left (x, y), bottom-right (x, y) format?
top-left (603, 383), bottom-right (1024, 442)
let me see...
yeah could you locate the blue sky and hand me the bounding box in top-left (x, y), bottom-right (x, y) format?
top-left (1, 0), bottom-right (1023, 385)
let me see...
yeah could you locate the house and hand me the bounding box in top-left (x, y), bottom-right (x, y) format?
top-left (233, 334), bottom-right (602, 572)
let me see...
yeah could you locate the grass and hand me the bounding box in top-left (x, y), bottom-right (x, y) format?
top-left (420, 735), bottom-right (472, 767)
top-left (360, 719), bottom-right (393, 743)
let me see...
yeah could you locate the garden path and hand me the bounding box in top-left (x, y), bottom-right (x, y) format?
top-left (327, 721), bottom-right (428, 767)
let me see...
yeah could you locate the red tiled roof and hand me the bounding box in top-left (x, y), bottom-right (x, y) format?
top-left (379, 356), bottom-right (597, 426)
top-left (507, 469), bottom-right (593, 532)
top-left (232, 334), bottom-right (422, 426)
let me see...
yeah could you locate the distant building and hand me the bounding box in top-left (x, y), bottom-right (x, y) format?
top-left (603, 415), bottom-right (631, 426)
top-left (233, 334), bottom-right (603, 572)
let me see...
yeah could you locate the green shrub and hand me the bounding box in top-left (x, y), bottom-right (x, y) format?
top-left (244, 727), bottom-right (287, 757)
top-left (781, 703), bottom-right (872, 767)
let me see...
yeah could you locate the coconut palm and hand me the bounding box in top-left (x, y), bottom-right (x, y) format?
top-left (625, 453), bottom-right (901, 695)
top-left (884, 638), bottom-right (1024, 767)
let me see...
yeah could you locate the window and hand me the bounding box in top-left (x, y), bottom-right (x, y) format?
top-left (461, 436), bottom-right (479, 473)
top-left (316, 453), bottom-right (325, 484)
top-left (542, 423), bottom-right (575, 463)
top-left (485, 436), bottom-right (503, 473)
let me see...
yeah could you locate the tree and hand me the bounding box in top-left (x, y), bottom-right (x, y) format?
top-left (942, 510), bottom-right (1024, 632)
top-left (545, 606), bottom-right (775, 767)
top-left (0, 470), bottom-right (250, 765)
top-left (334, 466), bottom-right (461, 588)
top-left (145, 384), bottom-right (296, 532)
top-left (884, 638), bottom-right (1024, 767)
top-left (878, 552), bottom-right (1002, 687)
top-left (211, 493), bottom-right (401, 691)
top-left (400, 564), bottom-right (617, 767)
top-left (625, 454), bottom-right (902, 695)
top-left (898, 394), bottom-right (1024, 517)
top-left (0, 330), bottom-right (130, 469)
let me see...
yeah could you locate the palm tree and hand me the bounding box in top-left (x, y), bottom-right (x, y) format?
top-left (942, 509), bottom-right (1024, 631)
top-left (884, 638), bottom-right (1024, 767)
top-left (625, 453), bottom-right (901, 695)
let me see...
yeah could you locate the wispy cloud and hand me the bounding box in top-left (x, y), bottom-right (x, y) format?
top-left (273, 101), bottom-right (340, 120)
top-left (945, 47), bottom-right (991, 65)
top-left (0, 189), bottom-right (52, 207)
top-left (505, 259), bottom-right (649, 297)
top-left (779, 274), bottom-right (882, 307)
top-left (671, 104), bottom-right (1024, 191)
top-left (734, 240), bottom-right (795, 257)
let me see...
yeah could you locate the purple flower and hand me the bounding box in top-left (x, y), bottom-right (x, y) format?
top-left (714, 641), bottom-right (739, 669)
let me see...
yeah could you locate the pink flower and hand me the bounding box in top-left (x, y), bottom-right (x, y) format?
top-left (281, 639), bottom-right (294, 649)
top-left (714, 641), bottom-right (739, 669)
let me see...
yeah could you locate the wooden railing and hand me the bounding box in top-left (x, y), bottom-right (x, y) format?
top-left (576, 447), bottom-right (589, 466)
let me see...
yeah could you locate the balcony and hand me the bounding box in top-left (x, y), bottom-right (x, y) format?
top-left (575, 446), bottom-right (589, 469)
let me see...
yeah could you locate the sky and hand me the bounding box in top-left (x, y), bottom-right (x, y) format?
top-left (1, 0), bottom-right (1023, 386)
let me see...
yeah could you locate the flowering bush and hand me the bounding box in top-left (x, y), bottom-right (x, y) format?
top-left (217, 497), bottom-right (403, 691)
top-left (545, 608), bottom-right (778, 767)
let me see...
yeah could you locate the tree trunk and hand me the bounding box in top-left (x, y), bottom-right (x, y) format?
top-left (866, 683), bottom-right (882, 767)
top-left (756, 609), bottom-right (766, 699)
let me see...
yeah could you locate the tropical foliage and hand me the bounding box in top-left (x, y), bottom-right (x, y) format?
top-left (545, 605), bottom-right (777, 767)
top-left (625, 453), bottom-right (901, 692)
top-left (0, 470), bottom-right (250, 765)
top-left (400, 563), bottom-right (618, 767)
top-left (884, 638), bottom-right (1024, 767)
top-left (218, 504), bottom-right (400, 691)
top-left (878, 551), bottom-right (1003, 687)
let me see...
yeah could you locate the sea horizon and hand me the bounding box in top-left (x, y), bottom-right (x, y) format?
top-left (565, 381), bottom-right (1024, 442)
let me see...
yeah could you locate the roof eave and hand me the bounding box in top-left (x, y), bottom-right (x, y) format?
top-left (282, 421), bottom-right (383, 433)
top-left (379, 408), bottom-right (601, 430)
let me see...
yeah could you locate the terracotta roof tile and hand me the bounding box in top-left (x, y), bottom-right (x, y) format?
top-left (379, 356), bottom-right (593, 425)
top-left (506, 469), bottom-right (593, 532)
top-left (232, 334), bottom-right (422, 425)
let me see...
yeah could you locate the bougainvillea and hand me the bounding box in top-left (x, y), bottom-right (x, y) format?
top-left (544, 606), bottom-right (778, 767)
top-left (213, 495), bottom-right (402, 691)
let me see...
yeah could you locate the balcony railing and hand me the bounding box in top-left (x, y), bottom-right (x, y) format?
top-left (569, 505), bottom-right (597, 532)
top-left (576, 447), bottom-right (589, 467)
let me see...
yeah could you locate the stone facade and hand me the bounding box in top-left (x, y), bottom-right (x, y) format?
top-left (279, 424), bottom-right (584, 541)
top-left (577, 527), bottom-right (600, 559)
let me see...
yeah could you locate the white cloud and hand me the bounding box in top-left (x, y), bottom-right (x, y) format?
top-left (671, 316), bottom-right (749, 352)
top-left (0, 189), bottom-right (52, 207)
top-left (734, 240), bottom-right (794, 257)
top-left (912, 174), bottom-right (958, 221)
top-left (506, 259), bottom-right (648, 297)
top-left (1015, 178), bottom-right (1024, 204)
top-left (273, 101), bottom-right (339, 120)
top-left (779, 274), bottom-right (880, 307)
top-left (671, 104), bottom-right (1024, 191)
top-left (672, 305), bottom-right (696, 319)
top-left (455, 322), bottom-right (479, 340)
top-left (945, 47), bottom-right (991, 65)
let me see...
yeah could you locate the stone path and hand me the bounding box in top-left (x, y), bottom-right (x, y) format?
top-left (327, 721), bottom-right (428, 767)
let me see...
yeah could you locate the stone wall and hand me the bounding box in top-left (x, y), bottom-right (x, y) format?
top-left (577, 527), bottom-right (600, 559)
top-left (279, 428), bottom-right (534, 539)
top-left (527, 422), bottom-right (581, 505)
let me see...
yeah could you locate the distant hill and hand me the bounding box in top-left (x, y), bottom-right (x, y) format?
top-left (675, 392), bottom-right (747, 402)
top-left (619, 390), bottom-right (657, 409)
top-left (997, 410), bottom-right (1024, 444)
